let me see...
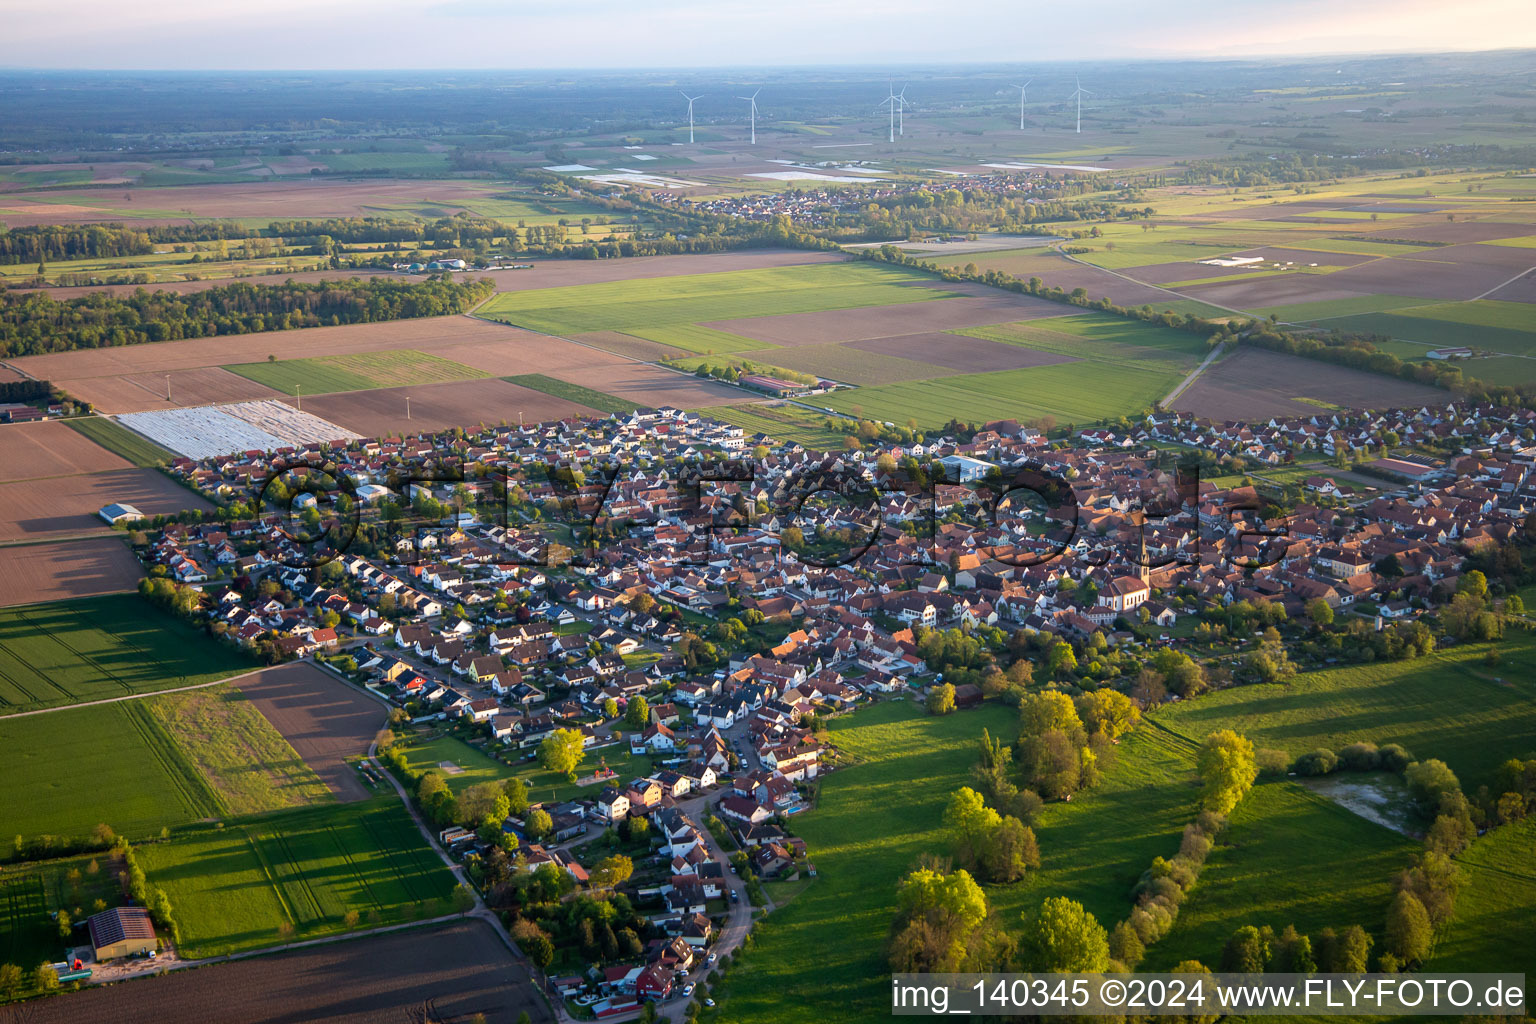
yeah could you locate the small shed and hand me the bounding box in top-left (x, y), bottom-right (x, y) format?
top-left (88, 906), bottom-right (157, 960)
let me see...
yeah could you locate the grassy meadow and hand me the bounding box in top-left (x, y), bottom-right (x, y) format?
top-left (0, 595), bottom-right (250, 715)
top-left (503, 373), bottom-right (639, 414)
top-left (136, 798), bottom-right (457, 958)
top-left (398, 731), bottom-right (654, 807)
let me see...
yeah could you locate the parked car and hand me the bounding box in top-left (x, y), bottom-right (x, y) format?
top-left (683, 984), bottom-right (695, 998)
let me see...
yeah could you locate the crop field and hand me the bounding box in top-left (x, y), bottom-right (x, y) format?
top-left (231, 662), bottom-right (388, 803)
top-left (1435, 818), bottom-right (1536, 976)
top-left (0, 852), bottom-right (127, 967)
top-left (0, 700), bottom-right (222, 839)
top-left (1169, 347), bottom-right (1446, 421)
top-left (1144, 781), bottom-right (1419, 969)
top-left (959, 310), bottom-right (1212, 367)
top-left (291, 377), bottom-right (598, 437)
top-left (1307, 299), bottom-right (1536, 357)
top-left (63, 415), bottom-right (172, 467)
top-left (0, 419), bottom-right (131, 481)
top-left (137, 798), bottom-right (457, 958)
top-left (819, 359), bottom-right (1181, 429)
top-left (226, 350), bottom-right (490, 395)
top-left (477, 262), bottom-right (963, 335)
top-left (21, 919), bottom-right (553, 1024)
top-left (624, 322), bottom-right (776, 354)
top-left (1156, 637), bottom-right (1536, 788)
top-left (504, 373), bottom-right (639, 414)
top-left (709, 342), bottom-right (957, 386)
top-left (145, 685), bottom-right (333, 816)
top-left (0, 537), bottom-right (145, 607)
top-left (0, 595), bottom-right (250, 714)
top-left (0, 467), bottom-right (213, 540)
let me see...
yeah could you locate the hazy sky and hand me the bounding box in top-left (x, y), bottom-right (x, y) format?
top-left (4, 0), bottom-right (1534, 69)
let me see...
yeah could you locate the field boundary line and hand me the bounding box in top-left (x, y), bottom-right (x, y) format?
top-left (0, 664), bottom-right (270, 719)
top-left (1162, 340), bottom-right (1227, 407)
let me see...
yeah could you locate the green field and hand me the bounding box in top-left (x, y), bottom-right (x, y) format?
top-left (721, 342), bottom-right (955, 386)
top-left (1310, 300), bottom-right (1536, 357)
top-left (145, 685), bottom-right (333, 817)
top-left (64, 416), bottom-right (172, 467)
top-left (1144, 781), bottom-right (1418, 969)
top-left (503, 374), bottom-right (639, 414)
top-left (1434, 817), bottom-right (1536, 975)
top-left (624, 323), bottom-right (776, 355)
top-left (717, 702), bottom-right (1198, 1023)
top-left (819, 359), bottom-right (1182, 429)
top-left (0, 595), bottom-right (251, 715)
top-left (0, 852), bottom-right (127, 967)
top-left (0, 701), bottom-right (222, 840)
top-left (226, 350), bottom-right (488, 395)
top-left (1156, 639), bottom-right (1536, 788)
top-left (476, 262), bottom-right (962, 335)
top-left (137, 798), bottom-right (457, 957)
top-left (398, 732), bottom-right (654, 806)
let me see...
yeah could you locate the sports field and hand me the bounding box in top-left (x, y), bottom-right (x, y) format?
top-left (226, 349), bottom-right (489, 394)
top-left (0, 595), bottom-right (251, 714)
top-left (0, 700), bottom-right (222, 839)
top-left (502, 373), bottom-right (638, 414)
top-left (476, 262), bottom-right (962, 336)
top-left (136, 798), bottom-right (458, 957)
top-left (1156, 638), bottom-right (1536, 788)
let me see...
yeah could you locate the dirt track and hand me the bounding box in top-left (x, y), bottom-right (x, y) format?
top-left (231, 662), bottom-right (387, 803)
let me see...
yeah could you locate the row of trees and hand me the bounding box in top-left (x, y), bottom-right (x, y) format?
top-left (0, 275), bottom-right (496, 357)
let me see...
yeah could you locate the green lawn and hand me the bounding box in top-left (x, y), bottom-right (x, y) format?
top-left (398, 732), bottom-right (654, 806)
top-left (64, 416), bottom-right (172, 467)
top-left (1156, 638), bottom-right (1536, 789)
top-left (0, 595), bottom-right (251, 715)
top-left (137, 798), bottom-right (457, 957)
top-left (225, 350), bottom-right (488, 395)
top-left (1144, 781), bottom-right (1419, 969)
top-left (503, 374), bottom-right (639, 414)
top-left (0, 700), bottom-right (222, 840)
top-left (476, 262), bottom-right (961, 336)
top-left (1434, 817), bottom-right (1536, 976)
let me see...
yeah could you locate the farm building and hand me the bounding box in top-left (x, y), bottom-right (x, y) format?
top-left (1427, 347), bottom-right (1472, 360)
top-left (87, 906), bottom-right (157, 960)
top-left (98, 502), bottom-right (146, 525)
top-left (1198, 255), bottom-right (1265, 268)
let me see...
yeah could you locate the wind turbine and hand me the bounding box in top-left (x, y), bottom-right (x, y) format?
top-left (1069, 77), bottom-right (1093, 134)
top-left (738, 89), bottom-right (761, 144)
top-left (897, 84), bottom-right (909, 136)
top-left (1013, 80), bottom-right (1032, 130)
top-left (680, 91), bottom-right (703, 144)
top-left (878, 84), bottom-right (899, 144)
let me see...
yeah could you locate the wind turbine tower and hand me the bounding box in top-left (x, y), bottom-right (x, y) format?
top-left (738, 89), bottom-right (761, 144)
top-left (897, 84), bottom-right (909, 136)
top-left (1014, 80), bottom-right (1032, 130)
top-left (1070, 77), bottom-right (1094, 134)
top-left (878, 84), bottom-right (898, 144)
top-left (680, 91), bottom-right (703, 144)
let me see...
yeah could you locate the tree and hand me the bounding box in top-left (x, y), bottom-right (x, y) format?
top-left (1405, 759), bottom-right (1460, 815)
top-left (1305, 598), bottom-right (1334, 628)
top-left (525, 807), bottom-right (553, 841)
top-left (1384, 890), bottom-right (1433, 965)
top-left (591, 854), bottom-right (634, 890)
top-left (980, 816), bottom-right (1039, 883)
top-left (1020, 897), bottom-right (1109, 972)
top-left (943, 787), bottom-right (1001, 869)
top-left (1274, 925), bottom-right (1315, 973)
top-left (0, 963), bottom-right (22, 999)
top-left (1220, 924), bottom-right (1272, 973)
top-left (1018, 690), bottom-right (1082, 737)
top-left (523, 931), bottom-right (555, 970)
top-left (1074, 690), bottom-right (1140, 740)
top-left (451, 884), bottom-right (476, 913)
top-left (926, 682), bottom-right (956, 716)
top-left (32, 963), bottom-right (59, 994)
top-left (539, 728), bottom-right (585, 780)
top-left (626, 695), bottom-right (650, 729)
top-left (1198, 730), bottom-right (1258, 814)
top-left (503, 777), bottom-right (529, 817)
top-left (602, 697), bottom-right (619, 719)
